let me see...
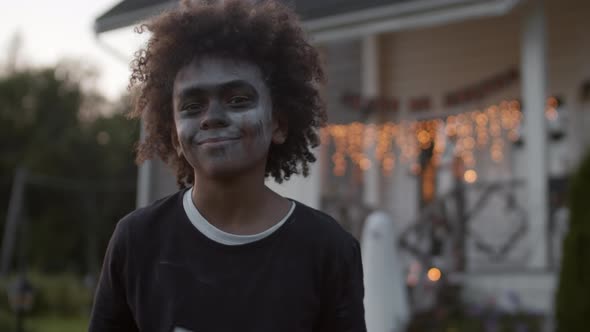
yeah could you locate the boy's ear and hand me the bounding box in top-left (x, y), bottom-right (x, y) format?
top-left (271, 115), bottom-right (288, 145)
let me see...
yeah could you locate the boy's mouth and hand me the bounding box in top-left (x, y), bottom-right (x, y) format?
top-left (197, 137), bottom-right (241, 145)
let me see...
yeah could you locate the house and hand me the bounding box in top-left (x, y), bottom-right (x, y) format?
top-left (95, 0), bottom-right (590, 318)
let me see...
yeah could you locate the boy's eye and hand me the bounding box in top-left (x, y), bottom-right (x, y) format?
top-left (181, 102), bottom-right (206, 112)
top-left (228, 95), bottom-right (251, 106)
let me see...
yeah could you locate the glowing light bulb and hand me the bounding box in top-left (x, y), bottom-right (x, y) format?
top-left (464, 169), bottom-right (478, 183)
top-left (427, 267), bottom-right (442, 282)
top-left (359, 158), bottom-right (372, 171)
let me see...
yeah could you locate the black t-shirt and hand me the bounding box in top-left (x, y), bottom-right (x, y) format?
top-left (89, 189), bottom-right (366, 332)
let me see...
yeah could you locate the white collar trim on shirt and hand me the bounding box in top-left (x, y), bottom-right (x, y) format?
top-left (182, 187), bottom-right (295, 246)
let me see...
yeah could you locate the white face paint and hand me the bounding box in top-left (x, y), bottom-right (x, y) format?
top-left (172, 57), bottom-right (282, 179)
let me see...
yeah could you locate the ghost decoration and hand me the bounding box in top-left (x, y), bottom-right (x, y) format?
top-left (362, 211), bottom-right (410, 332)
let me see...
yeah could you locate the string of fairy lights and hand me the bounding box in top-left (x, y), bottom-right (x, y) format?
top-left (321, 97), bottom-right (560, 179)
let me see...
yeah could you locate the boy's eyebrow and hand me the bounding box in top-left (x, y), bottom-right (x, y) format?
top-left (176, 80), bottom-right (256, 100)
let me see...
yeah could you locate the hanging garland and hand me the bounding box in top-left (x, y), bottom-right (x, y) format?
top-left (321, 98), bottom-right (560, 177)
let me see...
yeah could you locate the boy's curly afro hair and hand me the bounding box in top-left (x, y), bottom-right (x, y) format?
top-left (129, 0), bottom-right (326, 188)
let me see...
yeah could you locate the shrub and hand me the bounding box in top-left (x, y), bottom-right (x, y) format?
top-left (555, 151), bottom-right (590, 331)
top-left (0, 309), bottom-right (15, 332)
top-left (1, 272), bottom-right (93, 318)
top-left (28, 272), bottom-right (93, 317)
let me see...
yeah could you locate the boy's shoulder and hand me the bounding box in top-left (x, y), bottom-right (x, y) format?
top-left (116, 189), bottom-right (186, 234)
top-left (289, 200), bottom-right (359, 249)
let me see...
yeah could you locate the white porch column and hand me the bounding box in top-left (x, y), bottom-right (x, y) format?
top-left (136, 159), bottom-right (178, 208)
top-left (136, 121), bottom-right (177, 208)
top-left (521, 0), bottom-right (548, 269)
top-left (136, 159), bottom-right (153, 208)
top-left (361, 34), bottom-right (381, 208)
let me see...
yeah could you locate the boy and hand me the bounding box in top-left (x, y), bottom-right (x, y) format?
top-left (89, 1), bottom-right (366, 331)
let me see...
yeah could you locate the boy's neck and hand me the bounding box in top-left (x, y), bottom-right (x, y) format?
top-left (191, 171), bottom-right (290, 235)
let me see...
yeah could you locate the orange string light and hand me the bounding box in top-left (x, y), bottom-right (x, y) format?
top-left (321, 98), bottom-right (545, 176)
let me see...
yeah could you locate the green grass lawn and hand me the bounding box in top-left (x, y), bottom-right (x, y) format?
top-left (26, 315), bottom-right (89, 332)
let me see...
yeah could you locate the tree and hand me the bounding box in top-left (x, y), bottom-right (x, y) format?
top-left (0, 61), bottom-right (138, 274)
top-left (555, 150), bottom-right (590, 331)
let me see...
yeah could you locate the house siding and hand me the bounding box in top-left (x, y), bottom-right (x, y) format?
top-left (371, 0), bottom-right (590, 267)
top-left (358, 0), bottom-right (590, 312)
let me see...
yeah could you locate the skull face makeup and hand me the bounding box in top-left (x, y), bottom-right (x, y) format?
top-left (172, 57), bottom-right (285, 179)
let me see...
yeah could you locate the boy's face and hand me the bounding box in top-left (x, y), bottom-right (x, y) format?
top-left (172, 56), bottom-right (285, 179)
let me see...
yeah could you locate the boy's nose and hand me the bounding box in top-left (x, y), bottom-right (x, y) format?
top-left (200, 102), bottom-right (229, 130)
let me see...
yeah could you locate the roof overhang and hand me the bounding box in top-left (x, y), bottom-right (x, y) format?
top-left (94, 0), bottom-right (524, 42)
top-left (306, 0), bottom-right (523, 42)
top-left (94, 1), bottom-right (177, 34)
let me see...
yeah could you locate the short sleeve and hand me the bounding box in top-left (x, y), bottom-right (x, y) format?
top-left (89, 220), bottom-right (139, 332)
top-left (318, 238), bottom-right (367, 331)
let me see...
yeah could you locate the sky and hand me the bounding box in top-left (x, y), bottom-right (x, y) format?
top-left (1, 0), bottom-right (151, 101)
